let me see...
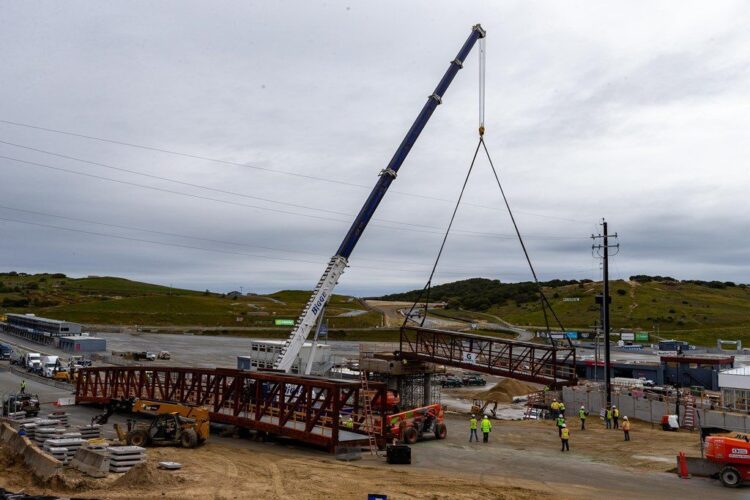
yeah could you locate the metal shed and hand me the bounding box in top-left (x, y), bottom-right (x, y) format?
top-left (58, 336), bottom-right (107, 353)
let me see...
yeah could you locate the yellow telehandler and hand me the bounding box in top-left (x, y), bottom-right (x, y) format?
top-left (119, 399), bottom-right (209, 449)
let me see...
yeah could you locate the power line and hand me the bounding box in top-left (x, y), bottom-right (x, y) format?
top-left (0, 118), bottom-right (590, 223)
top-left (0, 153), bottom-right (587, 242)
top-left (0, 212), bottom-right (584, 278)
top-left (0, 203), bottom-right (545, 273)
top-left (0, 214), bottom-right (593, 279)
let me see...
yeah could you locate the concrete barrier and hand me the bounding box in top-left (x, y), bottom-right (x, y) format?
top-left (0, 421), bottom-right (63, 481)
top-left (0, 422), bottom-right (14, 443)
top-left (7, 430), bottom-right (29, 455)
top-left (70, 447), bottom-right (110, 478)
top-left (22, 440), bottom-right (63, 480)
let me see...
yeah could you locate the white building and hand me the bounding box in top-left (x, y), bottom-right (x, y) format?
top-left (718, 366), bottom-right (750, 412)
top-left (237, 340), bottom-right (333, 376)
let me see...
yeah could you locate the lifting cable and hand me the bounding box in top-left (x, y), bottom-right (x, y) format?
top-left (402, 139), bottom-right (483, 329)
top-left (480, 137), bottom-right (568, 346)
top-left (403, 35), bottom-right (568, 346)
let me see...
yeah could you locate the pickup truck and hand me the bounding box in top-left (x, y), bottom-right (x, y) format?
top-left (0, 343), bottom-right (11, 360)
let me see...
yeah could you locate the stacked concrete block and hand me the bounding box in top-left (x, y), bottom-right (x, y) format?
top-left (44, 446), bottom-right (70, 464)
top-left (19, 422), bottom-right (37, 440)
top-left (78, 424), bottom-right (102, 440)
top-left (7, 411), bottom-right (27, 420)
top-left (108, 446), bottom-right (146, 472)
top-left (34, 427), bottom-right (65, 445)
top-left (44, 438), bottom-right (85, 464)
top-left (47, 412), bottom-right (69, 427)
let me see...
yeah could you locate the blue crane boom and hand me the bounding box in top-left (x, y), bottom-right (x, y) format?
top-left (276, 24), bottom-right (486, 372)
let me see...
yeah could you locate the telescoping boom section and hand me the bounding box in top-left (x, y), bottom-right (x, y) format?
top-left (274, 25), bottom-right (487, 372)
top-left (75, 366), bottom-right (388, 452)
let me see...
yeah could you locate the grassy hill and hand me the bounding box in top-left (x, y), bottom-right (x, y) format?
top-left (376, 276), bottom-right (750, 346)
top-left (0, 272), bottom-right (382, 330)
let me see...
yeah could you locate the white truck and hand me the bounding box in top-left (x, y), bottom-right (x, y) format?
top-left (24, 353), bottom-right (42, 373)
top-left (41, 355), bottom-right (60, 378)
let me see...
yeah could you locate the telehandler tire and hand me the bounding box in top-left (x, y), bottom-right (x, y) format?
top-left (720, 466), bottom-right (742, 488)
top-left (402, 427), bottom-right (418, 445)
top-left (434, 423), bottom-right (447, 440)
top-left (180, 428), bottom-right (199, 448)
top-left (126, 429), bottom-right (149, 447)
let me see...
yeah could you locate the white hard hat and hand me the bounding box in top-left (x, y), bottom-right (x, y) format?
top-left (580, 406), bottom-right (584, 409)
top-left (624, 416), bottom-right (628, 420)
top-left (483, 415), bottom-right (488, 418)
top-left (471, 414), bottom-right (475, 417)
top-left (562, 424), bottom-right (567, 428)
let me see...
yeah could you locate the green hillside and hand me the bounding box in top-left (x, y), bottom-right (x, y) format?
top-left (377, 276), bottom-right (750, 346)
top-left (0, 272), bottom-right (382, 329)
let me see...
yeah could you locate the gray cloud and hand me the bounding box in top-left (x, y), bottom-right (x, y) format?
top-left (1, 1), bottom-right (748, 295)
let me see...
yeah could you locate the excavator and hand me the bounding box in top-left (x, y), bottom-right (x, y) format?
top-left (111, 399), bottom-right (209, 449)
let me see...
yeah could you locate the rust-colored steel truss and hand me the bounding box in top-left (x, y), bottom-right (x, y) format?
top-left (75, 366), bottom-right (387, 452)
top-left (399, 326), bottom-right (577, 388)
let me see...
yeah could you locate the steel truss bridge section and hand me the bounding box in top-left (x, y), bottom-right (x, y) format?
top-left (75, 366), bottom-right (388, 452)
top-left (398, 326), bottom-right (577, 388)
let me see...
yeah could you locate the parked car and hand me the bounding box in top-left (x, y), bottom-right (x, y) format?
top-left (157, 351), bottom-right (171, 360)
top-left (439, 375), bottom-right (463, 388)
top-left (461, 375), bottom-right (487, 386)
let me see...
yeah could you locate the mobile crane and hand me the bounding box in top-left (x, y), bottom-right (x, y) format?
top-left (275, 24), bottom-right (486, 371)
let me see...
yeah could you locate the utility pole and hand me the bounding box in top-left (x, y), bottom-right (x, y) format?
top-left (592, 219), bottom-right (619, 406)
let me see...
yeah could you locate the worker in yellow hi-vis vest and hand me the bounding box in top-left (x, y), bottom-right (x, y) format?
top-left (622, 416), bottom-right (631, 441)
top-left (560, 424), bottom-right (570, 452)
top-left (469, 414), bottom-right (479, 442)
top-left (481, 415), bottom-right (492, 443)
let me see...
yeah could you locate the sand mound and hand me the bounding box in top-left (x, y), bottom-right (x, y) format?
top-left (471, 379), bottom-right (541, 403)
top-left (112, 462), bottom-right (186, 489)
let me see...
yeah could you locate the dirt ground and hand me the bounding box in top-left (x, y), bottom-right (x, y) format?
top-left (0, 414), bottom-right (730, 500)
top-left (0, 441), bottom-right (568, 499)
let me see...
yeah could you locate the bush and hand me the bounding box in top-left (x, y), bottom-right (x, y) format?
top-left (616, 289), bottom-right (627, 296)
top-left (1, 298), bottom-right (29, 307)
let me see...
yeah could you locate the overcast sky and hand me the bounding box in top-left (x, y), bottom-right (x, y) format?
top-left (1, 1), bottom-right (748, 296)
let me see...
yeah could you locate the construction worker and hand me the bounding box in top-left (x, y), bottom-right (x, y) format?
top-left (481, 415), bottom-right (492, 443)
top-left (469, 414), bottom-right (479, 442)
top-left (556, 413), bottom-right (566, 437)
top-left (605, 406), bottom-right (613, 429)
top-left (612, 405), bottom-right (620, 429)
top-left (19, 380), bottom-right (26, 394)
top-left (550, 399), bottom-right (560, 419)
top-left (559, 401), bottom-right (566, 417)
top-left (560, 423), bottom-right (570, 452)
top-left (578, 405), bottom-right (587, 430)
top-left (345, 416), bottom-right (354, 430)
top-left (622, 416), bottom-right (631, 441)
